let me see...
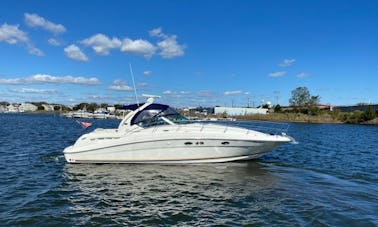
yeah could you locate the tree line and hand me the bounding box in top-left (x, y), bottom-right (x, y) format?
top-left (281, 86), bottom-right (377, 123)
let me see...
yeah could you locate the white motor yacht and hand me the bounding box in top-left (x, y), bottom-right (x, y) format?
top-left (63, 97), bottom-right (293, 164)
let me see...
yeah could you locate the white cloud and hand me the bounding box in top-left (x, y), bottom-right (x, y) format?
top-left (0, 23), bottom-right (44, 56)
top-left (268, 71), bottom-right (286, 77)
top-left (279, 59), bottom-right (295, 67)
top-left (137, 82), bottom-right (149, 88)
top-left (163, 90), bottom-right (173, 94)
top-left (150, 27), bottom-right (185, 58)
top-left (27, 45), bottom-right (44, 56)
top-left (120, 38), bottom-right (156, 58)
top-left (108, 80), bottom-right (133, 91)
top-left (297, 72), bottom-right (309, 78)
top-left (0, 23), bottom-right (28, 44)
top-left (10, 88), bottom-right (58, 94)
top-left (224, 90), bottom-right (242, 96)
top-left (64, 44), bottom-right (88, 62)
top-left (24, 13), bottom-right (66, 34)
top-left (144, 70), bottom-right (152, 76)
top-left (197, 90), bottom-right (214, 97)
top-left (81, 33), bottom-right (122, 55)
top-left (0, 74), bottom-right (100, 85)
top-left (157, 35), bottom-right (185, 58)
top-left (48, 38), bottom-right (61, 46)
top-left (162, 90), bottom-right (191, 96)
top-left (149, 27), bottom-right (167, 38)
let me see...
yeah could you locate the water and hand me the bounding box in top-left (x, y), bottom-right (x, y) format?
top-left (0, 114), bottom-right (377, 226)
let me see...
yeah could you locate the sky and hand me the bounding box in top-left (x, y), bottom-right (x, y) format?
top-left (1, 0), bottom-right (377, 108)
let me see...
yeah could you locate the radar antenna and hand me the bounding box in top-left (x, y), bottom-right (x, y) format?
top-left (129, 63), bottom-right (139, 105)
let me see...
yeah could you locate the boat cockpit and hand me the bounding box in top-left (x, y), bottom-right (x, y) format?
top-left (124, 103), bottom-right (191, 128)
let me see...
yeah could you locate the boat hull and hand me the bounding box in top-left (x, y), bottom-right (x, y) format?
top-left (63, 137), bottom-right (288, 164)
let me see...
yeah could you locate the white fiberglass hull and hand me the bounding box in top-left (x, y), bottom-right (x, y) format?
top-left (63, 124), bottom-right (291, 164)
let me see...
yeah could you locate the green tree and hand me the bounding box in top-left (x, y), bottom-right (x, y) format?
top-left (347, 110), bottom-right (363, 124)
top-left (274, 104), bottom-right (282, 113)
top-left (362, 105), bottom-right (376, 121)
top-left (289, 87), bottom-right (311, 107)
top-left (73, 103), bottom-right (89, 111)
top-left (87, 102), bottom-right (99, 112)
top-left (114, 104), bottom-right (124, 110)
top-left (289, 87), bottom-right (321, 115)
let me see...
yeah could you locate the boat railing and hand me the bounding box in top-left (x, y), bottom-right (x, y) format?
top-left (212, 120), bottom-right (290, 135)
top-left (242, 120), bottom-right (290, 135)
top-left (147, 120), bottom-right (289, 135)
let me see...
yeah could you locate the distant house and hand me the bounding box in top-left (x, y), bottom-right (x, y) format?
top-left (19, 103), bottom-right (38, 112)
top-left (42, 104), bottom-right (55, 111)
top-left (188, 107), bottom-right (214, 115)
top-left (7, 104), bottom-right (20, 112)
top-left (317, 104), bottom-right (332, 111)
top-left (214, 106), bottom-right (268, 116)
top-left (0, 105), bottom-right (7, 112)
top-left (107, 106), bottom-right (116, 113)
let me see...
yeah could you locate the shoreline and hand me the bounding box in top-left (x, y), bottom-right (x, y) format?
top-left (231, 113), bottom-right (378, 125)
top-left (2, 111), bottom-right (377, 125)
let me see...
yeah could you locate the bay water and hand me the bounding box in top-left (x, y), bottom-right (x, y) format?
top-left (0, 114), bottom-right (377, 226)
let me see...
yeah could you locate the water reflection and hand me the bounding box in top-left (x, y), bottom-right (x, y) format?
top-left (62, 162), bottom-right (280, 225)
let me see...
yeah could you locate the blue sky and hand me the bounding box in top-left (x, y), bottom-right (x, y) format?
top-left (1, 0), bottom-right (377, 107)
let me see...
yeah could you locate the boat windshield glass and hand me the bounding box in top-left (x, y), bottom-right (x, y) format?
top-left (131, 105), bottom-right (190, 128)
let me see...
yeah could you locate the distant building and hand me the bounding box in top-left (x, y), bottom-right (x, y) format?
top-left (7, 104), bottom-right (19, 112)
top-left (19, 103), bottom-right (38, 112)
top-left (188, 107), bottom-right (214, 115)
top-left (42, 104), bottom-right (55, 111)
top-left (214, 106), bottom-right (268, 116)
top-left (0, 105), bottom-right (7, 112)
top-left (107, 106), bottom-right (116, 113)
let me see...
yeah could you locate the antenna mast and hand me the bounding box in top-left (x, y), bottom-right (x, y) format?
top-left (129, 63), bottom-right (139, 105)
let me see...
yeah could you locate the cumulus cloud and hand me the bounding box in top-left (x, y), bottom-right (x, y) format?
top-left (144, 70), bottom-right (152, 76)
top-left (150, 27), bottom-right (185, 58)
top-left (48, 38), bottom-right (61, 46)
top-left (81, 33), bottom-right (122, 55)
top-left (0, 23), bottom-right (44, 56)
top-left (0, 23), bottom-right (28, 44)
top-left (108, 80), bottom-right (133, 91)
top-left (64, 44), bottom-right (88, 62)
top-left (27, 45), bottom-right (44, 56)
top-left (279, 59), bottom-right (295, 67)
top-left (162, 90), bottom-right (191, 96)
top-left (297, 72), bottom-right (309, 78)
top-left (180, 91), bottom-right (191, 95)
top-left (9, 88), bottom-right (58, 94)
top-left (120, 38), bottom-right (156, 58)
top-left (149, 27), bottom-right (166, 38)
top-left (157, 35), bottom-right (185, 58)
top-left (24, 13), bottom-right (66, 34)
top-left (137, 82), bottom-right (149, 89)
top-left (0, 74), bottom-right (100, 85)
top-left (268, 71), bottom-right (286, 77)
top-left (163, 90), bottom-right (173, 95)
top-left (224, 90), bottom-right (242, 96)
top-left (197, 90), bottom-right (213, 97)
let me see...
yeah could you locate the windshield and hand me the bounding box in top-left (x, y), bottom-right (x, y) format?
top-left (131, 105), bottom-right (191, 128)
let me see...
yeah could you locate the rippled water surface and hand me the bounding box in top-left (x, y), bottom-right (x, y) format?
top-left (0, 114), bottom-right (377, 226)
